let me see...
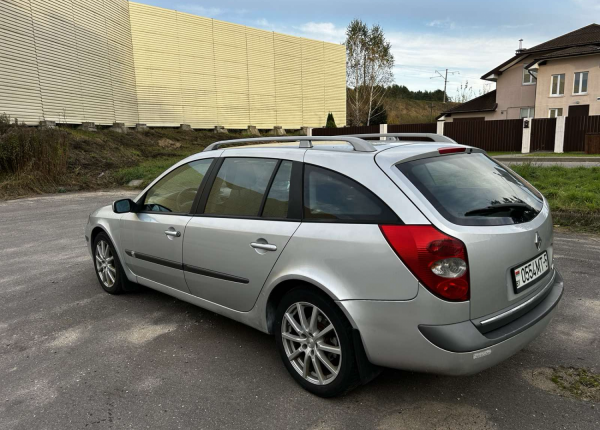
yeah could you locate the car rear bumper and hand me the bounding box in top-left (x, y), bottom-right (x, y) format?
top-left (338, 270), bottom-right (563, 376)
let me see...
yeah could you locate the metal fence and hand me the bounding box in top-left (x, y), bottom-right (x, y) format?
top-left (531, 118), bottom-right (556, 152)
top-left (388, 123), bottom-right (437, 133)
top-left (564, 115), bottom-right (600, 152)
top-left (444, 119), bottom-right (523, 152)
top-left (311, 125), bottom-right (380, 136)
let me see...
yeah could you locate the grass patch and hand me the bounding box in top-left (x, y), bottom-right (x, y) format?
top-left (0, 124), bottom-right (310, 199)
top-left (551, 367), bottom-right (600, 402)
top-left (489, 152), bottom-right (600, 158)
top-left (115, 157), bottom-right (186, 188)
top-left (512, 164), bottom-right (600, 232)
top-left (487, 151), bottom-right (520, 156)
top-left (524, 152), bottom-right (600, 157)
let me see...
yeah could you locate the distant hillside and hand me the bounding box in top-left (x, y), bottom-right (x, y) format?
top-left (384, 99), bottom-right (460, 124)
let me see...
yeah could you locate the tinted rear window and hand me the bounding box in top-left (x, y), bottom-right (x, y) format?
top-left (398, 153), bottom-right (543, 226)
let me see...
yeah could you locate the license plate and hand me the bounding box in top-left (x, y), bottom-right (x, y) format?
top-left (513, 252), bottom-right (549, 293)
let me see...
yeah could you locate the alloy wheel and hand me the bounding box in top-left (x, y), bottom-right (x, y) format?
top-left (281, 302), bottom-right (342, 385)
top-left (95, 240), bottom-right (116, 288)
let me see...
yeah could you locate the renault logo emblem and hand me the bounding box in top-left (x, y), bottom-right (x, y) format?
top-left (534, 232), bottom-right (542, 251)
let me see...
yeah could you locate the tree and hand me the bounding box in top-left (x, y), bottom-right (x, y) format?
top-left (369, 103), bottom-right (387, 125)
top-left (478, 83), bottom-right (492, 97)
top-left (454, 80), bottom-right (475, 103)
top-left (385, 84), bottom-right (449, 102)
top-left (325, 112), bottom-right (337, 128)
top-left (345, 19), bottom-right (394, 126)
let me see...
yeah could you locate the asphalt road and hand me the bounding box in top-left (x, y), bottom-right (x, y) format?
top-left (0, 191), bottom-right (598, 430)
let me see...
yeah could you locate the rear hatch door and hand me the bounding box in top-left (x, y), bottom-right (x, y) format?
top-left (376, 148), bottom-right (554, 319)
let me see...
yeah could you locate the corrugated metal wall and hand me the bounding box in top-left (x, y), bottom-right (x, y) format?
top-left (0, 0), bottom-right (138, 125)
top-left (0, 0), bottom-right (346, 128)
top-left (128, 2), bottom-right (346, 128)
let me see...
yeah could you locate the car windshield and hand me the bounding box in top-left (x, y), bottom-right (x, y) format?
top-left (398, 153), bottom-right (544, 226)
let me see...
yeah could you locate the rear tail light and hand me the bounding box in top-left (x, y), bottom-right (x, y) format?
top-left (379, 225), bottom-right (469, 301)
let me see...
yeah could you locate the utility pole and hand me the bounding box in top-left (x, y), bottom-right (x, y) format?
top-left (431, 69), bottom-right (460, 103)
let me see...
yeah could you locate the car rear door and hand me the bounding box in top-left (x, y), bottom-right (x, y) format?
top-left (376, 148), bottom-right (554, 319)
top-left (120, 158), bottom-right (215, 292)
top-left (183, 150), bottom-right (303, 312)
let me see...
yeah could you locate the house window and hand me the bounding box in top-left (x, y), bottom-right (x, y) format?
top-left (522, 67), bottom-right (536, 85)
top-left (573, 71), bottom-right (588, 94)
top-left (520, 107), bottom-right (535, 118)
top-left (549, 108), bottom-right (563, 118)
top-left (550, 74), bottom-right (565, 96)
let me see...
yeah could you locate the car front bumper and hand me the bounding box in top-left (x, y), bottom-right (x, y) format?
top-left (338, 271), bottom-right (563, 376)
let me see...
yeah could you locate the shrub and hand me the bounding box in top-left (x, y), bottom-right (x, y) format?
top-left (325, 112), bottom-right (337, 128)
top-left (0, 115), bottom-right (69, 180)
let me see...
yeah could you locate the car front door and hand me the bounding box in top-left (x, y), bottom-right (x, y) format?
top-left (183, 153), bottom-right (302, 311)
top-left (121, 158), bottom-right (215, 292)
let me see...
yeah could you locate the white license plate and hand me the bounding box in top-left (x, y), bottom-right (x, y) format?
top-left (513, 252), bottom-right (549, 292)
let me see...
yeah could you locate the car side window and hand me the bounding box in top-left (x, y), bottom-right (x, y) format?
top-left (143, 159), bottom-right (213, 213)
top-left (262, 160), bottom-right (293, 219)
top-left (303, 164), bottom-right (398, 222)
top-left (204, 158), bottom-right (279, 217)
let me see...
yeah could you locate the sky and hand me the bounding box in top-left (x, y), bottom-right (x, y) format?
top-left (134, 0), bottom-right (598, 96)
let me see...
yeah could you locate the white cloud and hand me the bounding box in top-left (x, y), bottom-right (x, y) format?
top-left (427, 19), bottom-right (457, 30)
top-left (293, 22), bottom-right (346, 43)
top-left (175, 3), bottom-right (247, 18)
top-left (287, 21), bottom-right (543, 93)
top-left (500, 23), bottom-right (534, 29)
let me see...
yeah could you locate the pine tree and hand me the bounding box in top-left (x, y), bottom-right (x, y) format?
top-left (325, 112), bottom-right (337, 128)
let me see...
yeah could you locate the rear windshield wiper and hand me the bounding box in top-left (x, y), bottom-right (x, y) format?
top-left (464, 203), bottom-right (536, 217)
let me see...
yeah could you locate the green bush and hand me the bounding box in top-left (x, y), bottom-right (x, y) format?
top-left (325, 112), bottom-right (337, 128)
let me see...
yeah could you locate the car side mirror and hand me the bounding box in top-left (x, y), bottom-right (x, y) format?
top-left (112, 198), bottom-right (137, 214)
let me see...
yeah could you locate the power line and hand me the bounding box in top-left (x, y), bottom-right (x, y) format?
top-left (430, 69), bottom-right (460, 103)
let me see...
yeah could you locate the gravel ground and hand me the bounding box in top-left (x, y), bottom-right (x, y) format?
top-left (0, 191), bottom-right (598, 430)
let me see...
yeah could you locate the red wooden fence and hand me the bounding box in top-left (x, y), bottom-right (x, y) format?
top-left (444, 119), bottom-right (523, 152)
top-left (564, 115), bottom-right (600, 152)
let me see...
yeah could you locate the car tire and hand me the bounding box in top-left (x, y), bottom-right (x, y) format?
top-left (92, 232), bottom-right (128, 295)
top-left (274, 287), bottom-right (359, 397)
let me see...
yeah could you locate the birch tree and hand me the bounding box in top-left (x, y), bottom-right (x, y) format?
top-left (345, 20), bottom-right (394, 126)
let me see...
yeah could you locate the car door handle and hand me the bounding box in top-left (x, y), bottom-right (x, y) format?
top-left (250, 242), bottom-right (277, 251)
top-left (164, 230), bottom-right (181, 237)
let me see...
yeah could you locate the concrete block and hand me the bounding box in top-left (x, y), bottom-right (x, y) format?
top-left (127, 179), bottom-right (144, 187)
top-left (214, 125), bottom-right (227, 133)
top-left (554, 116), bottom-right (566, 153)
top-left (78, 122), bottom-right (97, 132)
top-left (300, 126), bottom-right (311, 136)
top-left (247, 125), bottom-right (260, 136)
top-left (436, 121), bottom-right (444, 136)
top-left (521, 118), bottom-right (532, 153)
top-left (110, 122), bottom-right (128, 133)
top-left (273, 126), bottom-right (286, 136)
top-left (135, 123), bottom-right (149, 131)
top-left (379, 123), bottom-right (387, 140)
top-left (39, 120), bottom-right (56, 129)
top-left (180, 124), bottom-right (192, 131)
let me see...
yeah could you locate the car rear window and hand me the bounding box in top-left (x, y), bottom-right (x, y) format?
top-left (398, 153), bottom-right (544, 226)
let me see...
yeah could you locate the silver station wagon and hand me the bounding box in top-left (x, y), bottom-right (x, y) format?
top-left (85, 133), bottom-right (564, 397)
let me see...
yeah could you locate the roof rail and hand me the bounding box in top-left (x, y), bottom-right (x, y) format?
top-left (203, 136), bottom-right (377, 152)
top-left (336, 133), bottom-right (457, 144)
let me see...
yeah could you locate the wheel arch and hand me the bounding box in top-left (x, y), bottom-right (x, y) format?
top-left (90, 225), bottom-right (108, 245)
top-left (264, 278), bottom-right (341, 335)
top-left (89, 222), bottom-right (137, 283)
